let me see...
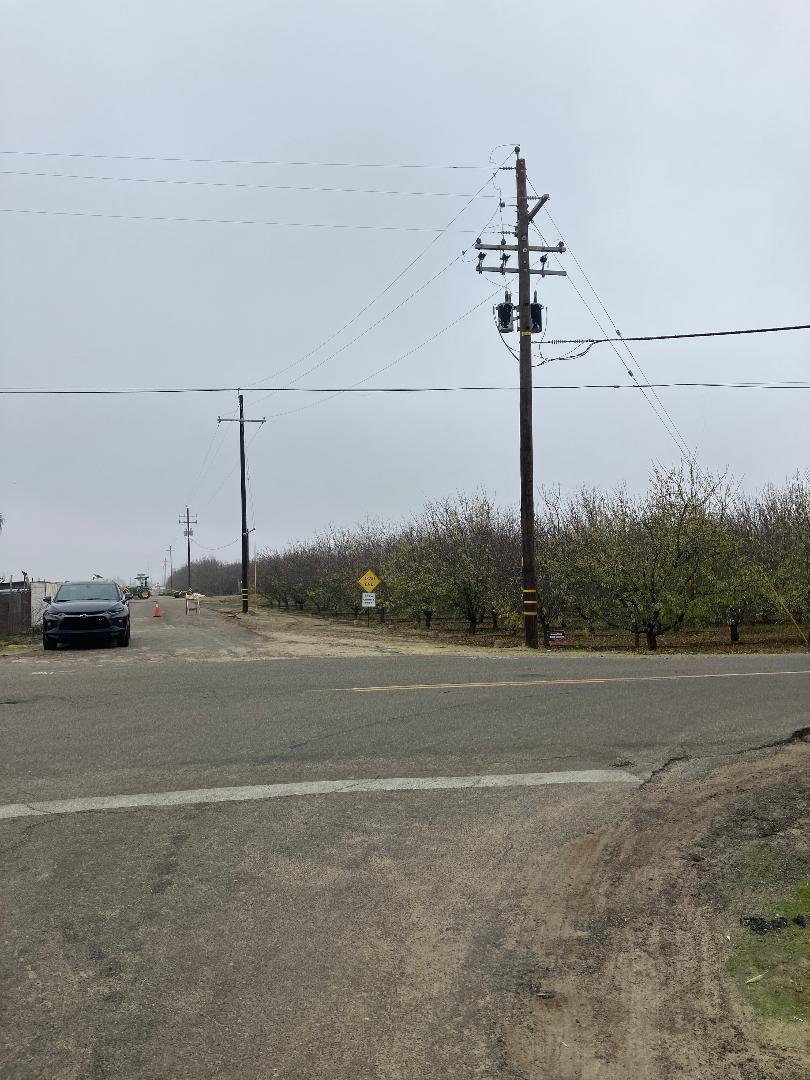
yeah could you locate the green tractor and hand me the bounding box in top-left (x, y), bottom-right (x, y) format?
top-left (129, 573), bottom-right (152, 600)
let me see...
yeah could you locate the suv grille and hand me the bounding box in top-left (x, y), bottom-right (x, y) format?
top-left (61, 615), bottom-right (109, 630)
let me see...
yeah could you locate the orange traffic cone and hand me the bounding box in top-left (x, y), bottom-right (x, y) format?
top-left (153, 601), bottom-right (161, 617)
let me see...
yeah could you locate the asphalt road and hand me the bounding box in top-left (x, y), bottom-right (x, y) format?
top-left (1, 600), bottom-right (808, 1078)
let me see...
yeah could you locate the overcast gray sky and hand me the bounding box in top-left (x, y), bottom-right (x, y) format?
top-left (1, 0), bottom-right (808, 584)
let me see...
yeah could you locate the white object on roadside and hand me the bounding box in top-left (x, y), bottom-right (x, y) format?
top-left (185, 592), bottom-right (203, 615)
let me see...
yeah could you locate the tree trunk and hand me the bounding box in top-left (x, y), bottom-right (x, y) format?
top-left (423, 611), bottom-right (433, 630)
top-left (645, 629), bottom-right (658, 651)
top-left (490, 611), bottom-right (499, 630)
top-left (633, 631), bottom-right (640, 649)
top-left (729, 621), bottom-right (740, 643)
top-left (378, 607), bottom-right (385, 624)
top-left (467, 614), bottom-right (477, 634)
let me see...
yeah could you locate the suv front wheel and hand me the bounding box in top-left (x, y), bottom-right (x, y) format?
top-left (43, 636), bottom-right (57, 651)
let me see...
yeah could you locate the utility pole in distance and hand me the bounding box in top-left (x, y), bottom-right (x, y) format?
top-left (475, 146), bottom-right (566, 648)
top-left (219, 393), bottom-right (265, 613)
top-left (178, 508), bottom-right (197, 592)
top-left (167, 544), bottom-right (173, 589)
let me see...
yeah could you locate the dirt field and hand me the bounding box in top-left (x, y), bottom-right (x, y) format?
top-left (503, 738), bottom-right (809, 1079)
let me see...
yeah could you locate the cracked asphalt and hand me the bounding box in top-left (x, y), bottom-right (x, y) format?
top-left (1, 600), bottom-right (808, 1078)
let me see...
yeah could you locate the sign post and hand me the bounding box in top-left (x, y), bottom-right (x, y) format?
top-left (358, 570), bottom-right (381, 628)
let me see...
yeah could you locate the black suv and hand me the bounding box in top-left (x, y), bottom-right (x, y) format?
top-left (41, 581), bottom-right (131, 650)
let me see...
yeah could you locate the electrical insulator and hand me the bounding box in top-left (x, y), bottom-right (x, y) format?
top-left (496, 292), bottom-right (514, 333)
top-left (530, 303), bottom-right (543, 334)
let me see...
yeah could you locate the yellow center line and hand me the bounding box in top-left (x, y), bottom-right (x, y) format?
top-left (313, 669), bottom-right (810, 694)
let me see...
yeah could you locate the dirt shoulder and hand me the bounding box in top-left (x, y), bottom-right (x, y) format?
top-left (503, 737), bottom-right (809, 1079)
top-left (201, 599), bottom-right (807, 658)
top-left (203, 599), bottom-right (490, 658)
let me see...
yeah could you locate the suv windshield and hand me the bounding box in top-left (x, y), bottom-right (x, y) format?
top-left (54, 583), bottom-right (121, 603)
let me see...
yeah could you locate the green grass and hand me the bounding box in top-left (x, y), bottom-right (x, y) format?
top-left (729, 881), bottom-right (810, 1024)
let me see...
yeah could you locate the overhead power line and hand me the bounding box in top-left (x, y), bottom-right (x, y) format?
top-left (192, 537), bottom-right (241, 552)
top-left (0, 207), bottom-right (486, 234)
top-left (187, 163), bottom-right (509, 511)
top-left (251, 292), bottom-right (501, 415)
top-left (1, 382), bottom-right (804, 397)
top-left (0, 169), bottom-right (496, 200)
top-left (529, 212), bottom-right (695, 462)
top-left (541, 324), bottom-right (810, 346)
top-left (0, 149), bottom-right (489, 170)
top-left (534, 204), bottom-right (697, 462)
top-left (247, 253), bottom-right (463, 396)
top-left (242, 156), bottom-right (510, 389)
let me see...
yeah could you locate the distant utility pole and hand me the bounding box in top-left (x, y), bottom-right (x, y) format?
top-left (218, 393), bottom-right (265, 613)
top-left (167, 545), bottom-right (173, 588)
top-left (178, 508), bottom-right (197, 592)
top-left (475, 146), bottom-right (566, 648)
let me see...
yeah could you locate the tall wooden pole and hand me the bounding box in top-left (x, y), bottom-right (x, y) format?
top-left (238, 394), bottom-right (249, 613)
top-left (515, 156), bottom-right (539, 648)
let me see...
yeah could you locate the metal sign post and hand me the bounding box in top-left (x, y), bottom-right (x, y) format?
top-left (357, 570), bottom-right (381, 629)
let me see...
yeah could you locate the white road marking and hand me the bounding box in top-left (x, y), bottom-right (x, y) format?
top-left (0, 769), bottom-right (639, 821)
top-left (323, 669), bottom-right (810, 694)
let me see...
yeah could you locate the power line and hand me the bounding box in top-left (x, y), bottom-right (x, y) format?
top-left (247, 253), bottom-right (463, 397)
top-left (534, 204), bottom-right (696, 462)
top-left (186, 421), bottom-right (230, 504)
top-left (529, 214), bottom-right (695, 462)
top-left (539, 324), bottom-right (810, 346)
top-left (0, 206), bottom-right (486, 234)
top-left (1, 382), bottom-right (806, 397)
top-left (242, 158), bottom-right (509, 390)
top-left (252, 292), bottom-right (501, 416)
top-left (0, 149), bottom-right (490, 170)
top-left (192, 537), bottom-right (241, 552)
top-left (0, 168), bottom-right (497, 200)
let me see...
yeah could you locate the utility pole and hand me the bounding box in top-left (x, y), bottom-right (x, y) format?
top-left (178, 508), bottom-right (197, 592)
top-left (219, 393), bottom-right (265, 613)
top-left (475, 146), bottom-right (566, 648)
top-left (167, 545), bottom-right (173, 588)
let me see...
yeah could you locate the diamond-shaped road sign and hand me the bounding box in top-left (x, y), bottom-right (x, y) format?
top-left (357, 569), bottom-right (381, 592)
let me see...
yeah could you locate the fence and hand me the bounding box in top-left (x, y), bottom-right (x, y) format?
top-left (0, 582), bottom-right (32, 636)
top-left (29, 581), bottom-right (63, 626)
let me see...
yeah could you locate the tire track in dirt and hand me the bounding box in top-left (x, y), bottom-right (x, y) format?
top-left (503, 742), bottom-right (809, 1079)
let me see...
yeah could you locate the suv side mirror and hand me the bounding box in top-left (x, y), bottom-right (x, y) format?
top-left (42, 596), bottom-right (52, 604)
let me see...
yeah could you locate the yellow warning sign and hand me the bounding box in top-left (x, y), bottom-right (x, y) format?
top-left (357, 569), bottom-right (381, 592)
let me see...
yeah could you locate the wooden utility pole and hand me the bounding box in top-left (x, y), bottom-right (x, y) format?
top-left (514, 157), bottom-right (539, 647)
top-left (178, 508), bottom-right (197, 592)
top-left (219, 393), bottom-right (264, 613)
top-left (474, 146), bottom-right (566, 648)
